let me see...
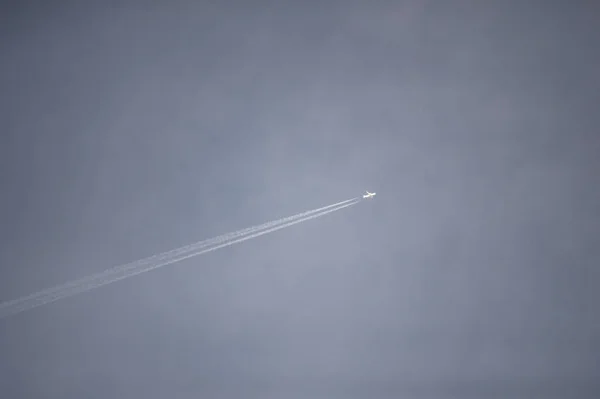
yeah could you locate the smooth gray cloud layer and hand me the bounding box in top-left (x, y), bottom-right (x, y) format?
top-left (1, 2), bottom-right (599, 398)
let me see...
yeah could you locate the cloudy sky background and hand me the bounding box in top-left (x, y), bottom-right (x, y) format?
top-left (1, 1), bottom-right (599, 397)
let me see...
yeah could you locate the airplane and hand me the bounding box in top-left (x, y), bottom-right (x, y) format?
top-left (363, 191), bottom-right (376, 199)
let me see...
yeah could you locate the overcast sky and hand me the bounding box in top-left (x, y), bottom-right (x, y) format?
top-left (1, 1), bottom-right (599, 398)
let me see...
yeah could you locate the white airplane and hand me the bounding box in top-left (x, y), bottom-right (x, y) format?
top-left (363, 191), bottom-right (376, 199)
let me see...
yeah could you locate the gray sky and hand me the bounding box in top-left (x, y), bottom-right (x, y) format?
top-left (1, 1), bottom-right (599, 398)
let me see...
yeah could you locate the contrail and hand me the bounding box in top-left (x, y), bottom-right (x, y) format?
top-left (0, 197), bottom-right (357, 311)
top-left (0, 198), bottom-right (359, 319)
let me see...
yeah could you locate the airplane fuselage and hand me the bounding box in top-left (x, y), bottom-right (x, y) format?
top-left (363, 191), bottom-right (376, 199)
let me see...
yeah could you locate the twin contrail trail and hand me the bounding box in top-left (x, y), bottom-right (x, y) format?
top-left (0, 197), bottom-right (361, 319)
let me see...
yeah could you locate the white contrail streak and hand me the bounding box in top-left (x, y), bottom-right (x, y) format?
top-left (0, 198), bottom-right (359, 319)
top-left (0, 198), bottom-right (357, 311)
